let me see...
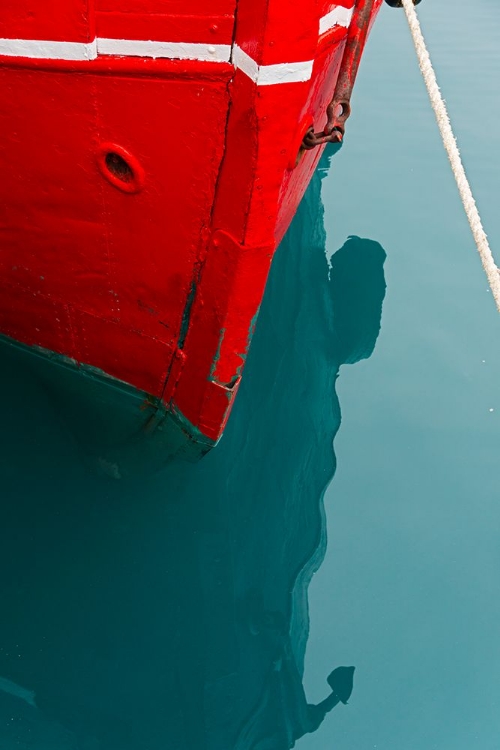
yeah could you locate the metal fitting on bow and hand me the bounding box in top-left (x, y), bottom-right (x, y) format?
top-left (302, 0), bottom-right (375, 151)
top-left (385, 0), bottom-right (421, 6)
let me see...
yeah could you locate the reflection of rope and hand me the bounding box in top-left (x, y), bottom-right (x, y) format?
top-left (401, 0), bottom-right (500, 313)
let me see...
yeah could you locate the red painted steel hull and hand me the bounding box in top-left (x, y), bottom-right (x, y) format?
top-left (0, 0), bottom-right (382, 459)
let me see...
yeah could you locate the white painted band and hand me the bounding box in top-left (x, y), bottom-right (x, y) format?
top-left (232, 44), bottom-right (313, 85)
top-left (0, 7), bottom-right (353, 82)
top-left (0, 37), bottom-right (315, 85)
top-left (0, 37), bottom-right (97, 61)
top-left (231, 44), bottom-right (259, 83)
top-left (97, 38), bottom-right (232, 63)
top-left (257, 59), bottom-right (314, 85)
top-left (319, 5), bottom-right (354, 35)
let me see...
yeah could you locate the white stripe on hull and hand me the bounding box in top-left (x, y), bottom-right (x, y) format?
top-left (97, 38), bottom-right (232, 63)
top-left (0, 37), bottom-right (97, 61)
top-left (0, 5), bottom-right (353, 83)
top-left (319, 5), bottom-right (354, 35)
top-left (232, 45), bottom-right (313, 86)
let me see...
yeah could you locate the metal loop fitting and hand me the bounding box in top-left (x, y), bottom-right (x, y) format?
top-left (302, 0), bottom-right (375, 150)
top-left (301, 100), bottom-right (351, 150)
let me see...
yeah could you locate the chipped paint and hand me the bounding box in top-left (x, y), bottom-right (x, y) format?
top-left (209, 328), bottom-right (227, 380)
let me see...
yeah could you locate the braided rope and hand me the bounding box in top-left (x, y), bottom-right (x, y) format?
top-left (401, 0), bottom-right (500, 313)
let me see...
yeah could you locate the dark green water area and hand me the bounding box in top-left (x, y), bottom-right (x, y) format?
top-left (1, 1), bottom-right (499, 747)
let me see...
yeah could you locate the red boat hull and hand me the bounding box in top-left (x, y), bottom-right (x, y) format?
top-left (0, 0), bottom-right (382, 463)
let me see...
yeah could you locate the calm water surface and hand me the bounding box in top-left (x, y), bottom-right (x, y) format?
top-left (1, 1), bottom-right (499, 748)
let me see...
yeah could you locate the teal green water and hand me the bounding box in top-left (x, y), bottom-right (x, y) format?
top-left (1, 0), bottom-right (500, 747)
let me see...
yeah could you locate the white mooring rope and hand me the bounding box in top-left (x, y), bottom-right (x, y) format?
top-left (401, 0), bottom-right (500, 313)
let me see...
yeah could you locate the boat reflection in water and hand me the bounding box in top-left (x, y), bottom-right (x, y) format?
top-left (0, 151), bottom-right (386, 749)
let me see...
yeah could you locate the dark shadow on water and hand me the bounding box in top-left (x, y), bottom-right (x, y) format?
top-left (0, 151), bottom-right (386, 749)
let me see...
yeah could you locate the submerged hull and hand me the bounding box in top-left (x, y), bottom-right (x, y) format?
top-left (0, 0), bottom-right (382, 467)
top-left (0, 153), bottom-right (387, 749)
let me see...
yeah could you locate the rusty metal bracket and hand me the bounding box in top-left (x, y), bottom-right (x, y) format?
top-left (302, 0), bottom-right (376, 150)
